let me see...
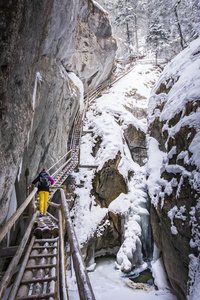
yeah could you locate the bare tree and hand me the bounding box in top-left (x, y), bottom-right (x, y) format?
top-left (173, 0), bottom-right (187, 49)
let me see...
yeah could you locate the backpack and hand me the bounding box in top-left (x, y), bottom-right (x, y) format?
top-left (39, 171), bottom-right (50, 188)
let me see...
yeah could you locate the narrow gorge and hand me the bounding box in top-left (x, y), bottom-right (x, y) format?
top-left (0, 1), bottom-right (200, 300)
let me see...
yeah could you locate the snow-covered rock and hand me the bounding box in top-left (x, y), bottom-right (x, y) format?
top-left (147, 37), bottom-right (200, 299)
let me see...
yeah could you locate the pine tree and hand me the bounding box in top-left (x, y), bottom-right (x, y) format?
top-left (146, 18), bottom-right (168, 65)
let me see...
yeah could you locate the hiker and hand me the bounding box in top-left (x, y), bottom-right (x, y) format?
top-left (32, 168), bottom-right (54, 216)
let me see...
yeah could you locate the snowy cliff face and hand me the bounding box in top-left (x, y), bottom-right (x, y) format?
top-left (147, 37), bottom-right (200, 299)
top-left (68, 64), bottom-right (160, 273)
top-left (0, 0), bottom-right (116, 225)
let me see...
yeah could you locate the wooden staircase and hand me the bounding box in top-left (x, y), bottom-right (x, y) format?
top-left (48, 111), bottom-right (82, 201)
top-left (7, 212), bottom-right (64, 300)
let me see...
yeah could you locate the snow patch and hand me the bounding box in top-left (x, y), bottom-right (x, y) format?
top-left (68, 72), bottom-right (84, 112)
top-left (32, 72), bottom-right (42, 111)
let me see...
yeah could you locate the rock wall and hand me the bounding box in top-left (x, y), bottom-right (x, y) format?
top-left (147, 38), bottom-right (200, 299)
top-left (63, 0), bottom-right (117, 92)
top-left (0, 0), bottom-right (117, 225)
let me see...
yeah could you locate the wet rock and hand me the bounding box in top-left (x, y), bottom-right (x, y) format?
top-left (92, 153), bottom-right (127, 207)
top-left (95, 216), bottom-right (121, 252)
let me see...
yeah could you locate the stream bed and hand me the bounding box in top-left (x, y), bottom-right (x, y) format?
top-left (67, 256), bottom-right (178, 300)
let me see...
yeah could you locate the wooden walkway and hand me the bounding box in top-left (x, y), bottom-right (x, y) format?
top-left (10, 214), bottom-right (60, 299)
top-left (48, 111), bottom-right (82, 201)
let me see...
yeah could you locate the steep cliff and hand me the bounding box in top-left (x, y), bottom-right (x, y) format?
top-left (0, 0), bottom-right (117, 225)
top-left (147, 37), bottom-right (200, 299)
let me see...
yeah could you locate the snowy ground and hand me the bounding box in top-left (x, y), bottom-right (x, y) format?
top-left (67, 62), bottom-right (179, 299)
top-left (67, 257), bottom-right (178, 300)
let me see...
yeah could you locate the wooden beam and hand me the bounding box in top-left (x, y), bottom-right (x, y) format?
top-left (29, 253), bottom-right (58, 258)
top-left (35, 237), bottom-right (58, 243)
top-left (32, 245), bottom-right (57, 250)
top-left (48, 201), bottom-right (61, 209)
top-left (25, 263), bottom-right (57, 270)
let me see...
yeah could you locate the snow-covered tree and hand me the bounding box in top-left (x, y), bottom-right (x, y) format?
top-left (146, 18), bottom-right (169, 64)
top-left (97, 0), bottom-right (200, 61)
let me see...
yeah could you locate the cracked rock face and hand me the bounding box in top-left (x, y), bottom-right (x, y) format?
top-left (0, 0), bottom-right (117, 225)
top-left (147, 39), bottom-right (200, 299)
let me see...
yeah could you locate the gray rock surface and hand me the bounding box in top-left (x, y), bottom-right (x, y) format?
top-left (0, 0), bottom-right (117, 225)
top-left (63, 0), bottom-right (117, 93)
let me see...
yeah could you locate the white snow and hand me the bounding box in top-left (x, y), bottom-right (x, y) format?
top-left (6, 187), bottom-right (17, 247)
top-left (92, 0), bottom-right (109, 15)
top-left (17, 158), bottom-right (23, 181)
top-left (146, 137), bottom-right (167, 208)
top-left (32, 72), bottom-right (42, 110)
top-left (68, 72), bottom-right (84, 112)
top-left (151, 258), bottom-right (171, 290)
top-left (168, 205), bottom-right (187, 235)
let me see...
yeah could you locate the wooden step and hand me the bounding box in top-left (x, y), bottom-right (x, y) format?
top-left (21, 275), bottom-right (57, 284)
top-left (29, 253), bottom-right (57, 259)
top-left (15, 292), bottom-right (56, 300)
top-left (25, 263), bottom-right (57, 270)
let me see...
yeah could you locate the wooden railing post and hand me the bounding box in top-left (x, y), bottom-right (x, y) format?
top-left (58, 209), bottom-right (69, 300)
top-left (62, 185), bottom-right (67, 196)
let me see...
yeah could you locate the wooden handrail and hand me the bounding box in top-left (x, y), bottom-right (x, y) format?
top-left (60, 189), bottom-right (95, 300)
top-left (58, 209), bottom-right (69, 300)
top-left (0, 212), bottom-right (38, 298)
top-left (0, 187), bottom-right (37, 243)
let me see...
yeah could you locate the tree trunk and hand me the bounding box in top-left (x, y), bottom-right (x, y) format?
top-left (174, 0), bottom-right (187, 49)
